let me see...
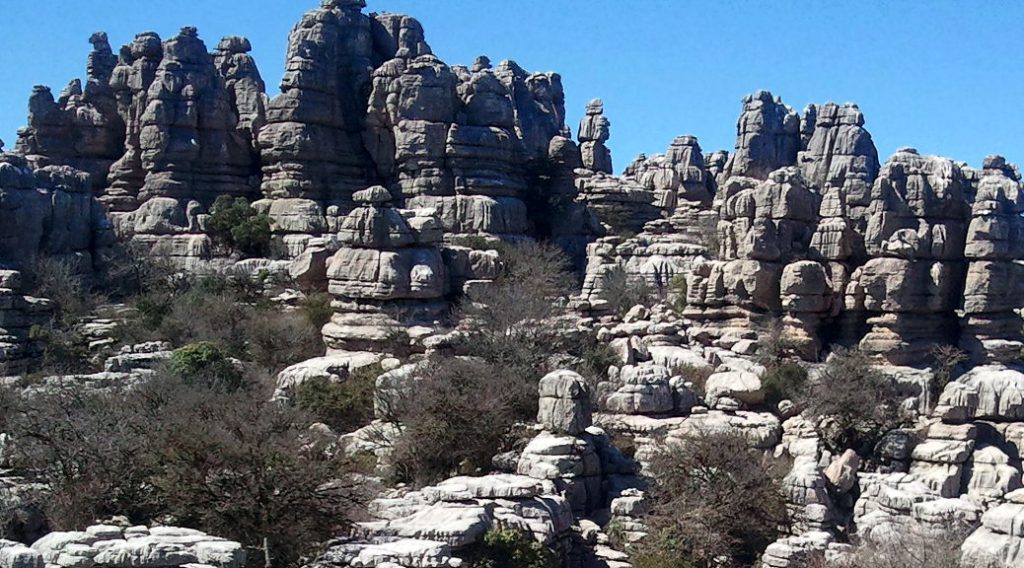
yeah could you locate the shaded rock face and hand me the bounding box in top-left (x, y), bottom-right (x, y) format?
top-left (0, 154), bottom-right (116, 374)
top-left (258, 1), bottom-right (385, 206)
top-left (722, 90), bottom-right (800, 182)
top-left (15, 33), bottom-right (124, 190)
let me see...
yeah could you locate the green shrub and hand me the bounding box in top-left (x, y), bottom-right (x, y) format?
top-left (464, 529), bottom-right (559, 568)
top-left (295, 364), bottom-right (382, 434)
top-left (207, 196), bottom-right (273, 258)
top-left (170, 342), bottom-right (244, 392)
top-left (761, 361), bottom-right (808, 406)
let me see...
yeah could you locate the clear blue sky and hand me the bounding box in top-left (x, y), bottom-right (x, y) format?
top-left (2, 1), bottom-right (1021, 170)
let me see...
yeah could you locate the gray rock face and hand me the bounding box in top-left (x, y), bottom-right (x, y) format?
top-left (15, 33), bottom-right (124, 190)
top-left (722, 90), bottom-right (800, 181)
top-left (29, 525), bottom-right (245, 568)
top-left (137, 27), bottom-right (259, 204)
top-left (322, 186), bottom-right (447, 352)
top-left (258, 1), bottom-right (384, 205)
top-left (537, 370), bottom-right (592, 435)
top-left (853, 148), bottom-right (970, 364)
top-left (959, 156), bottom-right (1024, 363)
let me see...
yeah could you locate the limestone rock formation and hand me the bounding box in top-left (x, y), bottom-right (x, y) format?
top-left (722, 90), bottom-right (800, 181)
top-left (15, 33), bottom-right (124, 189)
top-left (322, 186), bottom-right (447, 352)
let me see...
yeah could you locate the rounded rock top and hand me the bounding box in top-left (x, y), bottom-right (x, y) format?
top-left (353, 185), bottom-right (393, 205)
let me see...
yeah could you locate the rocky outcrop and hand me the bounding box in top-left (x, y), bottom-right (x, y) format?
top-left (15, 33), bottom-right (124, 190)
top-left (321, 186), bottom-right (447, 353)
top-left (27, 525), bottom-right (244, 568)
top-left (850, 148), bottom-right (970, 364)
top-left (959, 155), bottom-right (1024, 363)
top-left (721, 90), bottom-right (800, 182)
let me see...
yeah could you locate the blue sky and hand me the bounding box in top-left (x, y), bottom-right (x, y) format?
top-left (2, 1), bottom-right (1021, 170)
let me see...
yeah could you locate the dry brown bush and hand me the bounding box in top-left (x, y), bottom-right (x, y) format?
top-left (632, 429), bottom-right (788, 568)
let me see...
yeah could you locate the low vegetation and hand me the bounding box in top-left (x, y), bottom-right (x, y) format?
top-left (0, 369), bottom-right (365, 567)
top-left (294, 363), bottom-right (382, 434)
top-left (632, 429), bottom-right (788, 568)
top-left (599, 264), bottom-right (652, 317)
top-left (799, 347), bottom-right (906, 455)
top-left (463, 529), bottom-right (560, 568)
top-left (207, 195), bottom-right (273, 258)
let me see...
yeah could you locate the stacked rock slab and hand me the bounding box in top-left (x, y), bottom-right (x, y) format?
top-left (0, 270), bottom-right (54, 376)
top-left (105, 32), bottom-right (164, 211)
top-left (322, 186), bottom-right (447, 353)
top-left (105, 28), bottom-right (266, 268)
top-left (15, 33), bottom-right (124, 190)
top-left (848, 148), bottom-right (970, 364)
top-left (578, 134), bottom-right (718, 308)
top-left (258, 0), bottom-right (384, 209)
top-left (574, 102), bottom-right (661, 236)
top-left (0, 154), bottom-right (116, 374)
top-left (720, 90), bottom-right (800, 182)
top-left (686, 164), bottom-right (820, 347)
top-left (135, 27), bottom-right (258, 204)
top-left (959, 155), bottom-right (1024, 363)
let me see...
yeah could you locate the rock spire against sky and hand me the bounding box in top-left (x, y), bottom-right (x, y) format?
top-left (1, 0), bottom-right (1021, 170)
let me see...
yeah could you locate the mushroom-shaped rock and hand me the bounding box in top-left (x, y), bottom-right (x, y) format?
top-left (354, 185), bottom-right (394, 205)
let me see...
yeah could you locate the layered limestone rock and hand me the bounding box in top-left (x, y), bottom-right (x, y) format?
top-left (800, 102), bottom-right (879, 261)
top-left (15, 33), bottom-right (124, 190)
top-left (0, 270), bottom-right (54, 376)
top-left (310, 474), bottom-right (572, 567)
top-left (28, 525), bottom-right (245, 568)
top-left (0, 155), bottom-right (114, 269)
top-left (959, 155), bottom-right (1024, 363)
top-left (961, 491), bottom-right (1024, 567)
top-left (258, 0), bottom-right (384, 207)
top-left (575, 101), bottom-right (661, 236)
top-left (135, 27), bottom-right (259, 204)
top-left (105, 31), bottom-right (164, 211)
top-left (721, 90), bottom-right (800, 182)
top-left (850, 148), bottom-right (970, 364)
top-left (578, 99), bottom-right (611, 174)
top-left (578, 135), bottom-right (717, 308)
top-left (322, 186), bottom-right (447, 353)
top-left (686, 166), bottom-right (821, 348)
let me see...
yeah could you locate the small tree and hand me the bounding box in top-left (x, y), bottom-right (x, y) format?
top-left (929, 345), bottom-right (967, 410)
top-left (633, 429), bottom-right (788, 568)
top-left (800, 348), bottom-right (906, 455)
top-left (599, 264), bottom-right (652, 317)
top-left (170, 342), bottom-right (244, 392)
top-left (386, 357), bottom-right (523, 485)
top-left (207, 196), bottom-right (273, 258)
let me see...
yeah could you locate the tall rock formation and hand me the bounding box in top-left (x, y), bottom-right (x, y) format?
top-left (721, 90), bottom-right (800, 182)
top-left (848, 148), bottom-right (970, 364)
top-left (15, 33), bottom-right (124, 190)
top-left (958, 155), bottom-right (1024, 363)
